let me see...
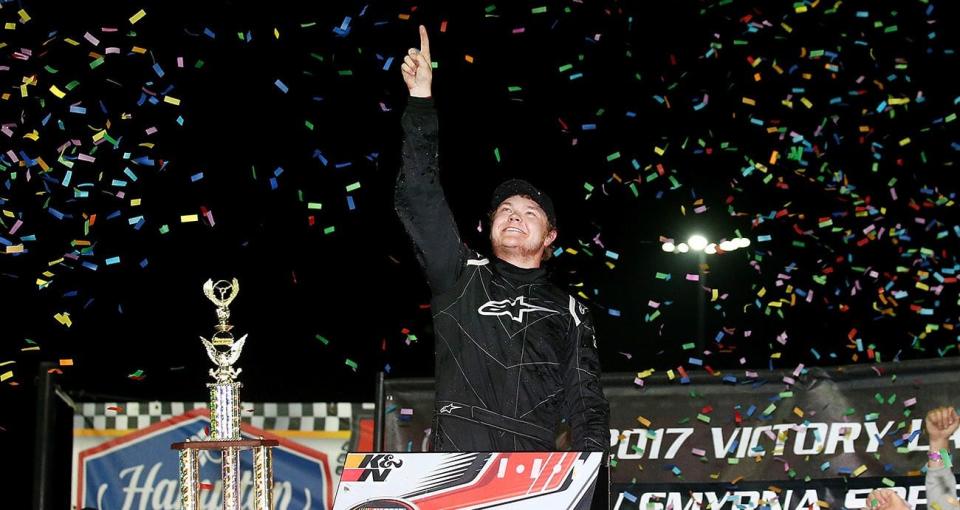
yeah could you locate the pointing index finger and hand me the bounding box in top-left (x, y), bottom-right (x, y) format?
top-left (419, 25), bottom-right (431, 60)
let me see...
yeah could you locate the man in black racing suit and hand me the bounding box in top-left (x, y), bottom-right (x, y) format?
top-left (395, 26), bottom-right (609, 453)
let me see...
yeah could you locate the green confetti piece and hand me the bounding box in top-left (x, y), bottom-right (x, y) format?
top-left (882, 478), bottom-right (895, 487)
top-left (307, 202), bottom-right (322, 210)
top-left (584, 182), bottom-right (594, 192)
top-left (159, 224), bottom-right (170, 234)
top-left (942, 449), bottom-right (953, 469)
top-left (762, 403), bottom-right (777, 415)
top-left (507, 86), bottom-right (522, 92)
top-left (682, 343), bottom-right (695, 350)
top-left (531, 6), bottom-right (547, 14)
top-left (305, 120), bottom-right (314, 130)
top-left (89, 57), bottom-right (105, 69)
top-left (655, 272), bottom-right (671, 280)
top-left (345, 358), bottom-right (358, 371)
top-left (494, 147), bottom-right (501, 163)
top-left (727, 458), bottom-right (739, 464)
top-left (338, 69), bottom-right (353, 76)
top-left (315, 334), bottom-right (329, 345)
top-left (697, 413), bottom-right (711, 423)
top-left (558, 64), bottom-right (573, 73)
top-left (607, 151), bottom-right (621, 162)
top-left (323, 226), bottom-right (336, 235)
top-left (345, 182), bottom-right (361, 192)
top-left (128, 369), bottom-right (144, 378)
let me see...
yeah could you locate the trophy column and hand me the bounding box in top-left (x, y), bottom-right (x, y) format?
top-left (254, 443), bottom-right (275, 510)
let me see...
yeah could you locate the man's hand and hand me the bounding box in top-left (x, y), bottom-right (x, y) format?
top-left (926, 406), bottom-right (959, 449)
top-left (866, 489), bottom-right (910, 510)
top-left (401, 25), bottom-right (432, 98)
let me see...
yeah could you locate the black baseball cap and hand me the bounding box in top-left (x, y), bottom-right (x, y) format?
top-left (489, 179), bottom-right (557, 228)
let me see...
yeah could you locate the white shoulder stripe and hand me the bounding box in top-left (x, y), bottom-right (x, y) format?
top-left (466, 258), bottom-right (489, 266)
top-left (569, 295), bottom-right (581, 326)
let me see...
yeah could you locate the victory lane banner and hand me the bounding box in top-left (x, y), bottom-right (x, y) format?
top-left (72, 401), bottom-right (374, 509)
top-left (382, 357), bottom-right (960, 509)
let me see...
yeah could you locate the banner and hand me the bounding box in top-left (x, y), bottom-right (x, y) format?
top-left (72, 401), bottom-right (374, 509)
top-left (381, 357), bottom-right (960, 509)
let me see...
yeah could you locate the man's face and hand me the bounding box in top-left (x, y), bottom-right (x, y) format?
top-left (489, 195), bottom-right (557, 261)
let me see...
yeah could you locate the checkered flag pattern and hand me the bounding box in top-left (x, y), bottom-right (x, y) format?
top-left (74, 401), bottom-right (369, 432)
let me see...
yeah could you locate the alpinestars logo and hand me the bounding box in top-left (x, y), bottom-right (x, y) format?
top-left (439, 403), bottom-right (462, 414)
top-left (478, 297), bottom-right (559, 323)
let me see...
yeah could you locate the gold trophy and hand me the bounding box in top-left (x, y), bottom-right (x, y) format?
top-left (172, 279), bottom-right (277, 509)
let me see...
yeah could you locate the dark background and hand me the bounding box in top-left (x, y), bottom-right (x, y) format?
top-left (1, 0), bottom-right (957, 506)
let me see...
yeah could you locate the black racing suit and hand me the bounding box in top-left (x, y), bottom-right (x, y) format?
top-left (395, 97), bottom-right (610, 452)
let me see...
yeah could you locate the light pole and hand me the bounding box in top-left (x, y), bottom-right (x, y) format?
top-left (662, 235), bottom-right (751, 352)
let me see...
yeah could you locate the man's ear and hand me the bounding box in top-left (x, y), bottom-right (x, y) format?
top-left (544, 229), bottom-right (558, 247)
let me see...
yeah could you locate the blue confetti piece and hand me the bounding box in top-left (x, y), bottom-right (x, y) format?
top-left (105, 256), bottom-right (120, 266)
top-left (190, 172), bottom-right (204, 182)
top-left (153, 63), bottom-right (165, 78)
top-left (347, 196), bottom-right (356, 211)
top-left (274, 79), bottom-right (289, 94)
top-left (608, 309), bottom-right (621, 317)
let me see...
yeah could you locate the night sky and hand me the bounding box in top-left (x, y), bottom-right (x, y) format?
top-left (2, 0), bottom-right (958, 503)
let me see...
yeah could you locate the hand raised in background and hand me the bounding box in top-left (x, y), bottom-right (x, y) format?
top-left (401, 25), bottom-right (433, 98)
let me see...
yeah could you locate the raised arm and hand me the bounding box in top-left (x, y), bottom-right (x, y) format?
top-left (562, 300), bottom-right (610, 453)
top-left (395, 26), bottom-right (466, 294)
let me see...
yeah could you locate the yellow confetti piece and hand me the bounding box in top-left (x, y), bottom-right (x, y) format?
top-left (18, 9), bottom-right (32, 23)
top-left (130, 198), bottom-right (142, 206)
top-left (769, 151), bottom-right (779, 165)
top-left (60, 359), bottom-right (74, 366)
top-left (274, 28), bottom-right (280, 39)
top-left (793, 406), bottom-right (804, 418)
top-left (800, 97), bottom-right (813, 109)
top-left (6, 244), bottom-right (24, 254)
top-left (637, 416), bottom-right (652, 427)
top-left (23, 129), bottom-right (39, 141)
top-left (180, 214), bottom-right (199, 223)
top-left (852, 464), bottom-right (868, 477)
top-left (0, 371), bottom-right (12, 382)
top-left (742, 97), bottom-right (756, 106)
top-left (49, 85), bottom-right (66, 98)
top-left (654, 146), bottom-right (666, 156)
top-left (64, 38), bottom-right (80, 46)
top-left (131, 46), bottom-right (148, 54)
top-left (54, 312), bottom-right (72, 327)
top-left (129, 9), bottom-right (147, 24)
top-left (163, 95), bottom-right (181, 106)
top-left (899, 137), bottom-right (911, 146)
